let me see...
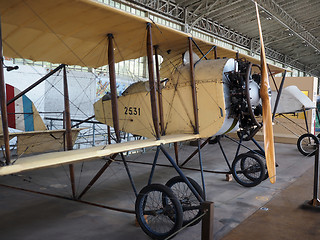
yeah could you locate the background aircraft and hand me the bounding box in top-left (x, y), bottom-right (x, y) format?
top-left (0, 83), bottom-right (81, 159)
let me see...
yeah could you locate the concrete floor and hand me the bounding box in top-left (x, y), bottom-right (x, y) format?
top-left (0, 137), bottom-right (316, 240)
top-left (221, 167), bottom-right (320, 240)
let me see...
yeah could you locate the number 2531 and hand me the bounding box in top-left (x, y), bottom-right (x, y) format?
top-left (124, 107), bottom-right (141, 115)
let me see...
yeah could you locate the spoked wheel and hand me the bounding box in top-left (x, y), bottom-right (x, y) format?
top-left (297, 133), bottom-right (318, 156)
top-left (246, 150), bottom-right (268, 181)
top-left (165, 176), bottom-right (204, 227)
top-left (231, 153), bottom-right (265, 187)
top-left (135, 184), bottom-right (183, 240)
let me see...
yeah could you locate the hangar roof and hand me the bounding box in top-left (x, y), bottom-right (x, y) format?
top-left (131, 0), bottom-right (320, 77)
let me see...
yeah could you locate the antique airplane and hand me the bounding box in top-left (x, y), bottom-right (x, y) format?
top-left (0, 0), bottom-right (284, 239)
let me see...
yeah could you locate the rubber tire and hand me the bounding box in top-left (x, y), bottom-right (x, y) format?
top-left (297, 133), bottom-right (317, 156)
top-left (135, 184), bottom-right (183, 240)
top-left (231, 153), bottom-right (265, 187)
top-left (165, 176), bottom-right (204, 227)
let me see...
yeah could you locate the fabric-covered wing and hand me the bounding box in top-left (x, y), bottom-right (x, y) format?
top-left (0, 134), bottom-right (199, 176)
top-left (0, 0), bottom-right (284, 75)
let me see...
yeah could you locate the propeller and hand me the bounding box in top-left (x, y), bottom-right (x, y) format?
top-left (255, 2), bottom-right (276, 184)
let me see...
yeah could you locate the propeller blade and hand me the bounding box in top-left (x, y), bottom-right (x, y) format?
top-left (255, 2), bottom-right (276, 183)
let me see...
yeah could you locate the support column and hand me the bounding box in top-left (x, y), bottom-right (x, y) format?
top-left (146, 23), bottom-right (160, 140)
top-left (188, 37), bottom-right (199, 134)
top-left (63, 66), bottom-right (76, 198)
top-left (154, 45), bottom-right (164, 136)
top-left (0, 15), bottom-right (10, 165)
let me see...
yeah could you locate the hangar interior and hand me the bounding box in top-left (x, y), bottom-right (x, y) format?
top-left (0, 0), bottom-right (320, 240)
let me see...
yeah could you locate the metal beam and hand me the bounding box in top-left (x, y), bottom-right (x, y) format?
top-left (122, 0), bottom-right (316, 76)
top-left (254, 0), bottom-right (320, 53)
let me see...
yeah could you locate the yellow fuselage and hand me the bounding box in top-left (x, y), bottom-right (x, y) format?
top-left (94, 58), bottom-right (237, 139)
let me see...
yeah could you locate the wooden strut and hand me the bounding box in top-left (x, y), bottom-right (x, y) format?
top-left (78, 34), bottom-right (119, 199)
top-left (108, 34), bottom-right (121, 143)
top-left (188, 37), bottom-right (199, 134)
top-left (214, 47), bottom-right (217, 59)
top-left (79, 34), bottom-right (142, 199)
top-left (63, 66), bottom-right (76, 198)
top-left (188, 37), bottom-right (206, 199)
top-left (0, 15), bottom-right (10, 165)
top-left (154, 45), bottom-right (164, 136)
top-left (146, 23), bottom-right (160, 139)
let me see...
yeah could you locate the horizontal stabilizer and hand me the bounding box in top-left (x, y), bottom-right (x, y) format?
top-left (271, 86), bottom-right (315, 114)
top-left (0, 134), bottom-right (199, 176)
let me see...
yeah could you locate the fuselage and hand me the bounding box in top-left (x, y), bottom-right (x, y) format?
top-left (94, 58), bottom-right (239, 139)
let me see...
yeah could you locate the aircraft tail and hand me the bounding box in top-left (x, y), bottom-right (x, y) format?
top-left (3, 84), bottom-right (46, 132)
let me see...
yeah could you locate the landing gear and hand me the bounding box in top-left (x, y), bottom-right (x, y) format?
top-left (246, 149), bottom-right (268, 180)
top-left (135, 184), bottom-right (183, 240)
top-left (231, 153), bottom-right (265, 187)
top-left (297, 133), bottom-right (318, 156)
top-left (165, 176), bottom-right (204, 226)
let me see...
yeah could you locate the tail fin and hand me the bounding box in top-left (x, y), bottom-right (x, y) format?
top-left (5, 84), bottom-right (46, 132)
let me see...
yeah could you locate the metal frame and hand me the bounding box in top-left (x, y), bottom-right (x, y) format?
top-left (123, 0), bottom-right (315, 76)
top-left (178, 134), bottom-right (266, 178)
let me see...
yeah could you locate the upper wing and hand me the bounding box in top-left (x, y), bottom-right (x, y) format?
top-left (0, 0), bottom-right (284, 74)
top-left (0, 133), bottom-right (199, 176)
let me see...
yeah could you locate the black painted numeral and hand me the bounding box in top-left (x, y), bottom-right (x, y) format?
top-left (124, 106), bottom-right (141, 115)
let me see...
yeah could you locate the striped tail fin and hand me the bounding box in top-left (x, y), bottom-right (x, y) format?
top-left (5, 84), bottom-right (46, 132)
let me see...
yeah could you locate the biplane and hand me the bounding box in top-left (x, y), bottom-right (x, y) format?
top-left (0, 0), bottom-right (285, 239)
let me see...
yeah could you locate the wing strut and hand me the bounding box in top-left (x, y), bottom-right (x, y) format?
top-left (146, 23), bottom-right (161, 139)
top-left (188, 37), bottom-right (200, 134)
top-left (63, 65), bottom-right (76, 198)
top-left (0, 15), bottom-right (10, 165)
top-left (79, 34), bottom-right (139, 199)
top-left (154, 45), bottom-right (165, 136)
